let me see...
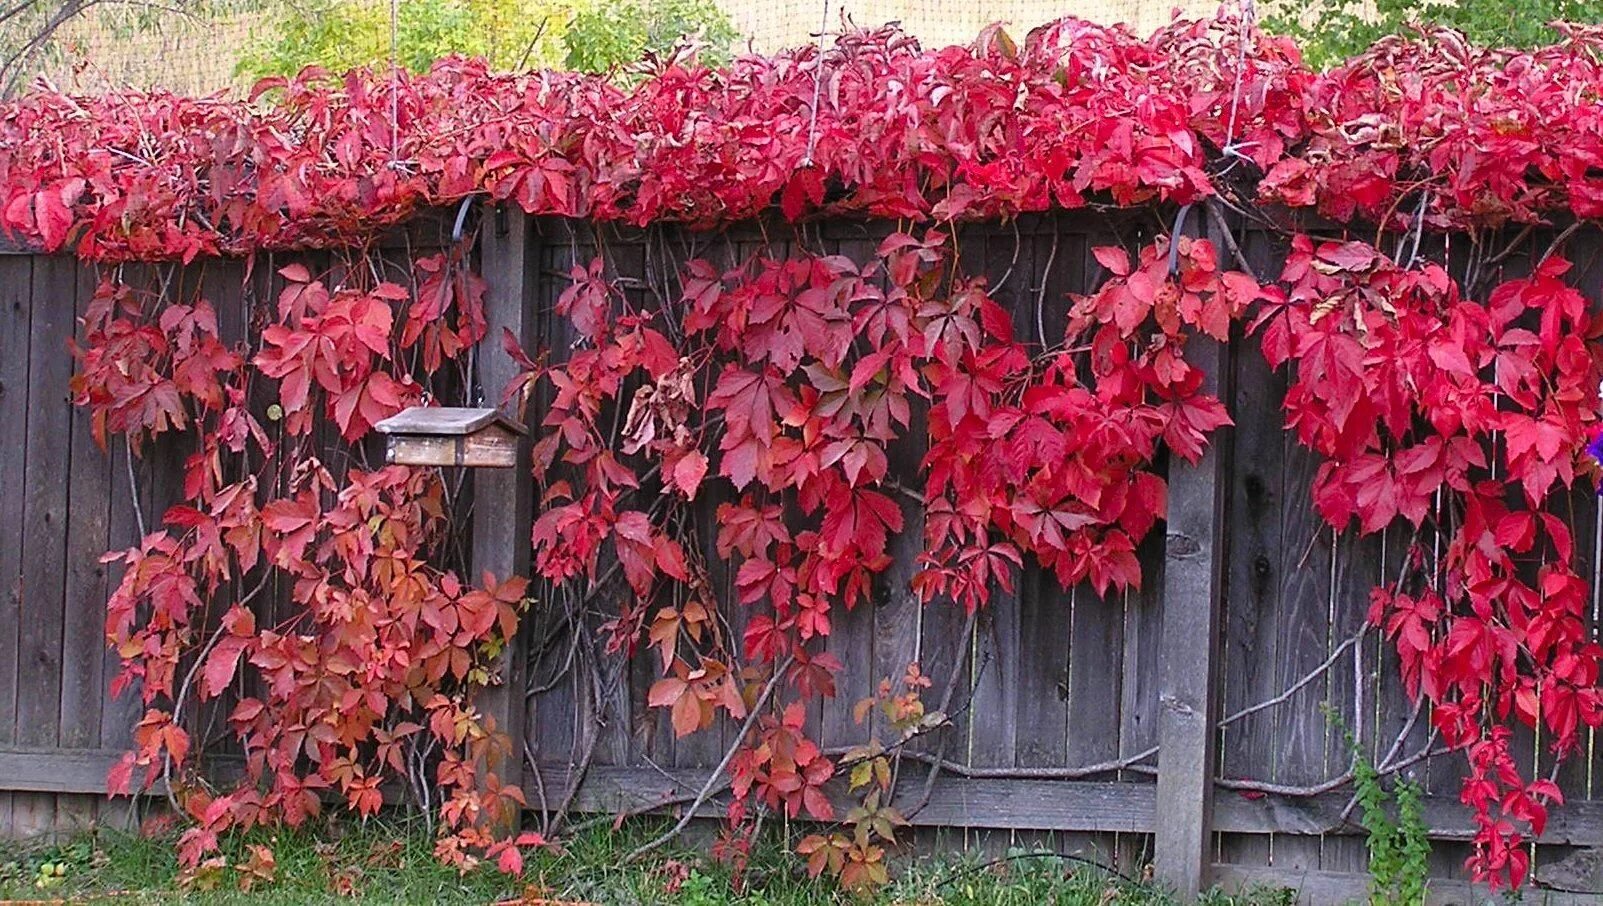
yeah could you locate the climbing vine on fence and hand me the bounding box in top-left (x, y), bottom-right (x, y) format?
top-left (5, 7), bottom-right (1603, 891)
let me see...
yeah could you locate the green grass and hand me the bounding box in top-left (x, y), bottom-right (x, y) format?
top-left (0, 815), bottom-right (1297, 905)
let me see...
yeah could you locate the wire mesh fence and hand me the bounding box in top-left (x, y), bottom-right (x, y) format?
top-left (724, 0), bottom-right (1215, 52)
top-left (9, 0), bottom-right (1219, 97)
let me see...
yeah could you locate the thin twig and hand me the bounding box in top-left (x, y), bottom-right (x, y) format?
top-left (515, 14), bottom-right (550, 71)
top-left (124, 435), bottom-right (146, 538)
top-left (1221, 0), bottom-right (1253, 155)
top-left (1216, 743), bottom-right (1446, 797)
top-left (524, 740), bottom-right (550, 831)
top-left (934, 850), bottom-right (1136, 889)
top-left (1340, 701), bottom-right (1429, 823)
top-left (564, 785), bottom-right (725, 836)
top-left (1483, 223), bottom-right (1536, 268)
top-left (800, 0), bottom-right (830, 166)
top-left (1203, 199), bottom-right (1257, 281)
top-left (1538, 220), bottom-right (1585, 266)
top-left (1216, 626), bottom-right (1367, 728)
top-left (884, 746), bottom-right (1160, 781)
top-left (991, 219), bottom-right (1022, 293)
top-left (1411, 200), bottom-right (1432, 269)
top-left (1167, 204), bottom-right (1194, 275)
top-left (902, 609), bottom-right (978, 820)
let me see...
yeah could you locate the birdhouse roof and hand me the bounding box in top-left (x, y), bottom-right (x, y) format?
top-left (374, 406), bottom-right (527, 437)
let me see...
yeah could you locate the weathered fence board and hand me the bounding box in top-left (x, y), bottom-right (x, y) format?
top-left (0, 253), bottom-right (31, 836)
top-left (4, 212), bottom-right (1603, 902)
top-left (473, 208), bottom-right (536, 834)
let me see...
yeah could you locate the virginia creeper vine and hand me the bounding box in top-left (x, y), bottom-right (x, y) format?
top-left (4, 9), bottom-right (1603, 891)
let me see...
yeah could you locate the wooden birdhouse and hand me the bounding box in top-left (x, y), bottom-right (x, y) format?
top-left (374, 407), bottom-right (526, 468)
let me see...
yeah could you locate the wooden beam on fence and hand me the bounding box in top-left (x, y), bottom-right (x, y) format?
top-left (534, 764), bottom-right (1156, 834)
top-left (1211, 864), bottom-right (1601, 906)
top-left (0, 748), bottom-right (131, 795)
top-left (1153, 295), bottom-right (1232, 894)
top-left (16, 742), bottom-right (1603, 851)
top-left (473, 208), bottom-right (535, 837)
top-left (525, 763), bottom-right (1603, 847)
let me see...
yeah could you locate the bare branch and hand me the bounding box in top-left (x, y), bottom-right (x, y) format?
top-left (1216, 626), bottom-right (1367, 729)
top-left (625, 654), bottom-right (795, 862)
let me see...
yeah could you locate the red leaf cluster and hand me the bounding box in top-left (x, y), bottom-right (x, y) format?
top-left (89, 245), bottom-right (535, 873)
top-left (1265, 243), bottom-right (1603, 888)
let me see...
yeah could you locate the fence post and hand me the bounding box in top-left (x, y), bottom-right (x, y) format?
top-left (1153, 214), bottom-right (1233, 899)
top-left (473, 207), bottom-right (534, 836)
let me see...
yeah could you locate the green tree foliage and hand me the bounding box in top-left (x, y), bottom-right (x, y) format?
top-left (238, 0), bottom-right (573, 79)
top-left (562, 0), bottom-right (737, 72)
top-left (237, 0), bottom-right (737, 81)
top-left (1265, 0), bottom-right (1603, 68)
top-left (2, 0), bottom-right (260, 96)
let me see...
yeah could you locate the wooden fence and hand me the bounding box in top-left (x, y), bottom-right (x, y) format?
top-left (5, 208), bottom-right (1603, 903)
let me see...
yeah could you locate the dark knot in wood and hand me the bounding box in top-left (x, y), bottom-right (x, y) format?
top-left (1165, 532), bottom-right (1203, 560)
top-left (1160, 694), bottom-right (1197, 717)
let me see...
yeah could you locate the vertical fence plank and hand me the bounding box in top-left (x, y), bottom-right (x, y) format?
top-left (1216, 226), bottom-right (1287, 870)
top-left (97, 434), bottom-right (142, 835)
top-left (819, 237), bottom-right (879, 760)
top-left (1014, 566), bottom-right (1070, 768)
top-left (56, 262), bottom-right (109, 834)
top-left (60, 261), bottom-right (110, 752)
top-left (525, 227), bottom-right (582, 792)
top-left (13, 256), bottom-right (79, 837)
top-left (0, 254), bottom-right (34, 836)
top-left (1117, 530), bottom-right (1165, 874)
top-left (1016, 223), bottom-right (1080, 774)
top-left (1153, 319), bottom-right (1231, 897)
top-left (474, 208), bottom-right (534, 834)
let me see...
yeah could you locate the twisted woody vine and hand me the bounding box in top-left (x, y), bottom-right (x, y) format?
top-left (4, 6), bottom-right (1603, 892)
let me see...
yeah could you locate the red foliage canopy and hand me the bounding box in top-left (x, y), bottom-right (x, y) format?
top-left (7, 19), bottom-right (1603, 256)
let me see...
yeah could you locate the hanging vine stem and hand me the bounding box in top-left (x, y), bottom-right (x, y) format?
top-left (162, 569), bottom-right (273, 810)
top-left (564, 784), bottom-right (725, 836)
top-left (1034, 225), bottom-right (1059, 348)
top-left (123, 434), bottom-right (146, 538)
top-left (523, 739), bottom-right (549, 829)
top-left (898, 609), bottom-right (978, 820)
top-left (990, 219), bottom-right (1023, 293)
top-left (1538, 220), bottom-right (1586, 266)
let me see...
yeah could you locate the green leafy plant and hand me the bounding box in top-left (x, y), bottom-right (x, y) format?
top-left (1264, 0), bottom-right (1603, 68)
top-left (1348, 730), bottom-right (1430, 905)
top-left (563, 0), bottom-right (737, 72)
top-left (236, 0), bottom-right (737, 81)
top-left (236, 0), bottom-right (576, 79)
